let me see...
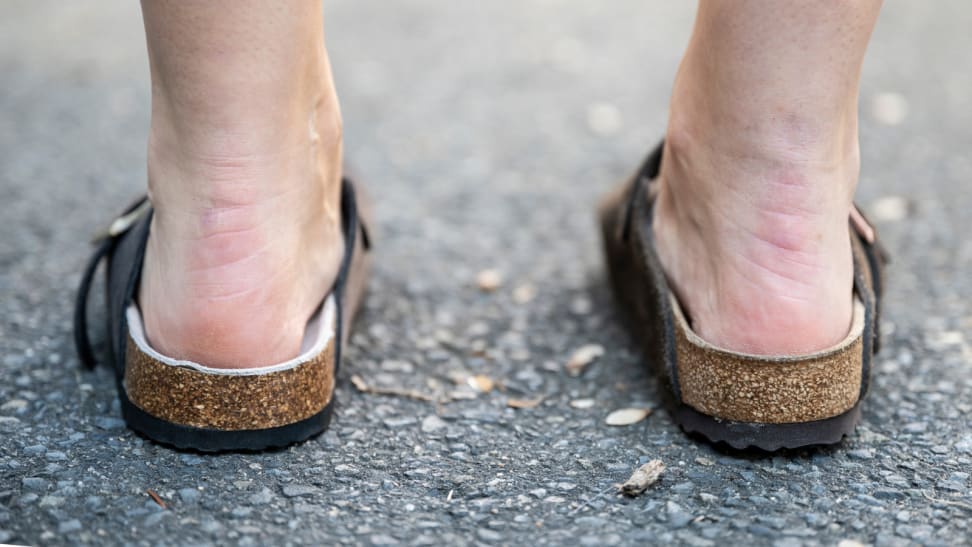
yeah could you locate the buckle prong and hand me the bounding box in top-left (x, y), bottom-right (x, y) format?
top-left (90, 200), bottom-right (151, 243)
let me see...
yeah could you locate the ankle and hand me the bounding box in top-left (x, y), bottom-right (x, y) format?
top-left (653, 125), bottom-right (857, 355)
top-left (659, 124), bottom-right (858, 238)
top-left (669, 42), bottom-right (863, 172)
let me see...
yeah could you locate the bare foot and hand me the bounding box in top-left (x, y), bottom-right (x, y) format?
top-left (136, 23), bottom-right (345, 368)
top-left (138, 110), bottom-right (344, 368)
top-left (646, 0), bottom-right (879, 356)
top-left (652, 129), bottom-right (857, 356)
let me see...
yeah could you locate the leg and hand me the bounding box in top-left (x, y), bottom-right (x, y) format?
top-left (138, 1), bottom-right (344, 367)
top-left (653, 0), bottom-right (882, 354)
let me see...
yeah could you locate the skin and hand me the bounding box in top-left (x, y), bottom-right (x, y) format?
top-left (137, 0), bottom-right (882, 367)
top-left (138, 0), bottom-right (344, 367)
top-left (653, 0), bottom-right (883, 354)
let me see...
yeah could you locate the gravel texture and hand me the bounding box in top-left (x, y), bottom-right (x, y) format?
top-left (1, 1), bottom-right (971, 546)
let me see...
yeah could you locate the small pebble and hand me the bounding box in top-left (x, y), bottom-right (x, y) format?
top-left (666, 501), bottom-right (693, 528)
top-left (605, 407), bottom-right (652, 426)
top-left (421, 415), bottom-right (447, 433)
top-left (698, 493), bottom-right (718, 504)
top-left (38, 495), bottom-right (65, 508)
top-left (369, 534), bottom-right (399, 546)
top-left (870, 195), bottom-right (910, 222)
top-left (23, 445), bottom-right (46, 456)
top-left (565, 344), bottom-right (604, 376)
top-left (476, 269), bottom-right (502, 292)
top-left (21, 477), bottom-right (48, 492)
top-left (178, 488), bottom-right (201, 505)
top-left (58, 519), bottom-right (82, 534)
top-left (477, 528), bottom-right (503, 542)
top-left (282, 485), bottom-right (318, 498)
top-left (586, 102), bottom-right (623, 136)
top-left (871, 92), bottom-right (908, 125)
top-left (0, 399), bottom-right (27, 412)
top-left (512, 284), bottom-right (536, 304)
top-left (846, 449), bottom-right (873, 460)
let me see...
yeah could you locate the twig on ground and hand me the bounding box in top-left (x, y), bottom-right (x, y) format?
top-left (147, 489), bottom-right (167, 510)
top-left (921, 490), bottom-right (972, 512)
top-left (350, 374), bottom-right (441, 403)
top-left (569, 484), bottom-right (617, 516)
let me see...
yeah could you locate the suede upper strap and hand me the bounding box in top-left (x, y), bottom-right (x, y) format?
top-left (73, 196), bottom-right (149, 370)
top-left (620, 140), bottom-right (664, 243)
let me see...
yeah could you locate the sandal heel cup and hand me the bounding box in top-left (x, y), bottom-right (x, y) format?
top-left (123, 298), bottom-right (337, 435)
top-left (74, 178), bottom-right (372, 452)
top-left (598, 141), bottom-right (886, 451)
top-left (671, 294), bottom-right (866, 425)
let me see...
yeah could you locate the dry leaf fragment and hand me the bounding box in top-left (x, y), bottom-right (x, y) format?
top-left (565, 344), bottom-right (605, 376)
top-left (605, 407), bottom-right (652, 426)
top-left (447, 389), bottom-right (479, 401)
top-left (350, 375), bottom-right (369, 391)
top-left (476, 269), bottom-right (503, 292)
top-left (350, 374), bottom-right (439, 403)
top-left (467, 374), bottom-right (495, 393)
top-left (569, 398), bottom-right (596, 409)
top-left (620, 459), bottom-right (665, 496)
top-left (507, 396), bottom-right (544, 409)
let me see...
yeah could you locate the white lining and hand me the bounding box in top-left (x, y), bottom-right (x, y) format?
top-left (126, 295), bottom-right (336, 376)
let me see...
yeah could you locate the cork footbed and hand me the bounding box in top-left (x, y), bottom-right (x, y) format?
top-left (123, 296), bottom-right (336, 431)
top-left (672, 293), bottom-right (865, 424)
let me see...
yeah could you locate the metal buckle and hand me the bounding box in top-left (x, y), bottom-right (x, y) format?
top-left (90, 200), bottom-right (151, 243)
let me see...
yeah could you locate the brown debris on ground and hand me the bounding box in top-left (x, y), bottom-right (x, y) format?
top-left (565, 344), bottom-right (604, 376)
top-left (619, 460), bottom-right (665, 497)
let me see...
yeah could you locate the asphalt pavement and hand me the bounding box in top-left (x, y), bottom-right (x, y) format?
top-left (1, 1), bottom-right (971, 545)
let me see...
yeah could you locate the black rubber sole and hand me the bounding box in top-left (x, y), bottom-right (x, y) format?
top-left (600, 188), bottom-right (863, 451)
top-left (673, 401), bottom-right (861, 451)
top-left (119, 385), bottom-right (333, 452)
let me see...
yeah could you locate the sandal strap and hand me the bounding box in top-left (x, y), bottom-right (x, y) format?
top-left (73, 196), bottom-right (150, 370)
top-left (73, 238), bottom-right (113, 370)
top-left (333, 177), bottom-right (369, 376)
top-left (620, 140), bottom-right (664, 243)
top-left (848, 203), bottom-right (889, 395)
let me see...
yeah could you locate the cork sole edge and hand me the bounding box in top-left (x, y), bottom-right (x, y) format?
top-left (118, 186), bottom-right (372, 452)
top-left (598, 185), bottom-right (864, 450)
top-left (119, 380), bottom-right (334, 452)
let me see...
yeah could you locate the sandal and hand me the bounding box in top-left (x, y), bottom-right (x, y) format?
top-left (599, 142), bottom-right (887, 450)
top-left (74, 178), bottom-right (372, 451)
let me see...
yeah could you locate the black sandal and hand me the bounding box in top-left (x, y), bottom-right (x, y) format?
top-left (599, 142), bottom-right (888, 450)
top-left (74, 178), bottom-right (372, 451)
